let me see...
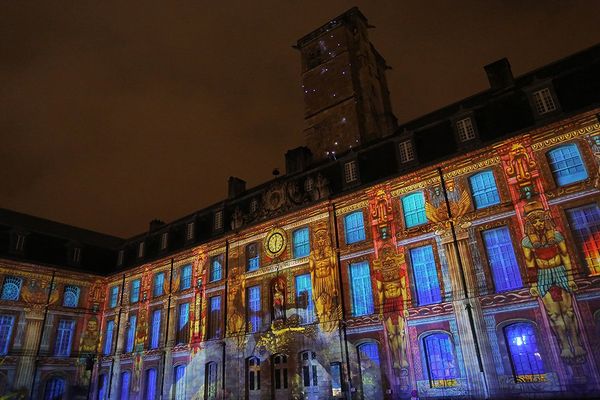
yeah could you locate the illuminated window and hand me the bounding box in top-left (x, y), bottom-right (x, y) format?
top-left (120, 371), bottom-right (131, 400)
top-left (0, 315), bottom-right (15, 355)
top-left (330, 362), bottom-right (343, 398)
top-left (145, 368), bottom-right (158, 400)
top-left (62, 285), bottom-right (80, 308)
top-left (180, 264), bottom-right (192, 290)
top-left (1, 276), bottom-right (23, 301)
top-left (567, 204), bottom-right (600, 275)
top-left (97, 374), bottom-right (108, 400)
top-left (150, 309), bottom-right (161, 349)
top-left (125, 314), bottom-right (136, 353)
top-left (293, 228), bottom-right (310, 258)
top-left (161, 232), bottom-right (168, 250)
top-left (177, 302), bottom-right (190, 344)
top-left (423, 333), bottom-right (458, 386)
top-left (54, 319), bottom-right (75, 356)
top-left (130, 279), bottom-right (140, 303)
top-left (398, 140), bottom-right (415, 163)
top-left (469, 170), bottom-right (500, 209)
top-left (137, 241), bottom-right (145, 258)
top-left (349, 261), bottom-right (374, 316)
top-left (456, 117), bottom-right (476, 141)
top-left (44, 377), bottom-right (66, 400)
top-left (300, 351), bottom-right (318, 387)
top-left (273, 354), bottom-right (289, 391)
top-left (186, 222), bottom-right (195, 241)
top-left (295, 274), bottom-right (315, 324)
top-left (344, 211), bottom-right (366, 244)
top-left (153, 272), bottom-right (165, 297)
top-left (247, 285), bottom-right (261, 333)
top-left (482, 226), bottom-right (523, 292)
top-left (247, 357), bottom-right (261, 392)
top-left (532, 88), bottom-right (557, 115)
top-left (410, 245), bottom-right (442, 305)
top-left (547, 144), bottom-right (588, 186)
top-left (208, 296), bottom-right (222, 339)
top-left (103, 320), bottom-right (114, 355)
top-left (214, 210), bottom-right (223, 230)
top-left (174, 365), bottom-right (186, 400)
top-left (504, 322), bottom-right (545, 380)
top-left (402, 192), bottom-right (427, 228)
top-left (210, 256), bottom-right (223, 282)
top-left (344, 161), bottom-right (358, 183)
top-left (246, 243), bottom-right (260, 272)
top-left (109, 285), bottom-right (119, 308)
top-left (205, 362), bottom-right (218, 400)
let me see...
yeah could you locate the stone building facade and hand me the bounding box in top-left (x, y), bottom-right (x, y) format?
top-left (1, 7), bottom-right (600, 400)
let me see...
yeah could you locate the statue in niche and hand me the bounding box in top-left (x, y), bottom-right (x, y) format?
top-left (506, 143), bottom-right (537, 199)
top-left (227, 265), bottom-right (246, 334)
top-left (373, 245), bottom-right (409, 372)
top-left (272, 278), bottom-right (286, 321)
top-left (308, 223), bottom-right (339, 332)
top-left (521, 201), bottom-right (586, 363)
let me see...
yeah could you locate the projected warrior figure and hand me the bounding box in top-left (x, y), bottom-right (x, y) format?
top-left (227, 265), bottom-right (246, 334)
top-left (309, 224), bottom-right (339, 332)
top-left (521, 201), bottom-right (586, 362)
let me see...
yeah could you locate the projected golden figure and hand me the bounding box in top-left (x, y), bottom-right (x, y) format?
top-left (309, 223), bottom-right (339, 332)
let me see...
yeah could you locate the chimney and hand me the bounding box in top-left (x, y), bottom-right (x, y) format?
top-left (484, 58), bottom-right (514, 90)
top-left (149, 219), bottom-right (165, 231)
top-left (228, 177), bottom-right (246, 199)
top-left (285, 146), bottom-right (313, 174)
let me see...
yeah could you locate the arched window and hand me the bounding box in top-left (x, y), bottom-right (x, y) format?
top-left (145, 368), bottom-right (158, 400)
top-left (300, 351), bottom-right (318, 388)
top-left (120, 371), bottom-right (131, 400)
top-left (205, 362), bottom-right (218, 400)
top-left (246, 357), bottom-right (261, 393)
top-left (62, 285), bottom-right (80, 308)
top-left (174, 365), bottom-right (186, 400)
top-left (402, 192), bottom-right (427, 228)
top-left (504, 322), bottom-right (545, 381)
top-left (1, 276), bottom-right (23, 301)
top-left (44, 377), bottom-right (66, 400)
top-left (547, 144), bottom-right (588, 186)
top-left (273, 354), bottom-right (289, 391)
top-left (469, 170), bottom-right (500, 209)
top-left (422, 333), bottom-right (458, 387)
top-left (357, 343), bottom-right (383, 399)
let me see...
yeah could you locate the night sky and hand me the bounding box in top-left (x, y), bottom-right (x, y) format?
top-left (3, 1), bottom-right (600, 238)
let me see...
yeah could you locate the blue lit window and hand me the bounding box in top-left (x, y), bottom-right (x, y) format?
top-left (44, 377), bottom-right (66, 400)
top-left (344, 211), bottom-right (366, 244)
top-left (410, 245), bottom-right (442, 305)
top-left (210, 256), bottom-right (223, 282)
top-left (130, 279), bottom-right (140, 303)
top-left (208, 296), bottom-right (221, 339)
top-left (62, 285), bottom-right (80, 308)
top-left (567, 204), bottom-right (600, 275)
top-left (150, 309), bottom-right (161, 349)
top-left (246, 244), bottom-right (260, 272)
top-left (295, 274), bottom-right (315, 324)
top-left (469, 170), bottom-right (500, 209)
top-left (1, 276), bottom-right (23, 301)
top-left (482, 227), bottom-right (523, 292)
top-left (180, 264), bottom-right (192, 290)
top-left (109, 286), bottom-right (119, 308)
top-left (175, 365), bottom-right (186, 400)
top-left (178, 302), bottom-right (190, 344)
top-left (97, 374), bottom-right (108, 400)
top-left (293, 228), bottom-right (310, 258)
top-left (0, 314), bottom-right (15, 355)
top-left (247, 285), bottom-right (261, 333)
top-left (358, 342), bottom-right (380, 366)
top-left (547, 144), bottom-right (588, 186)
top-left (54, 319), bottom-right (75, 356)
top-left (402, 192), bottom-right (427, 228)
top-left (103, 320), bottom-right (114, 355)
top-left (153, 272), bottom-right (165, 297)
top-left (423, 333), bottom-right (458, 384)
top-left (125, 315), bottom-right (137, 353)
top-left (145, 368), bottom-right (158, 400)
top-left (504, 322), bottom-right (545, 379)
top-left (349, 262), bottom-right (374, 316)
top-left (120, 371), bottom-right (131, 400)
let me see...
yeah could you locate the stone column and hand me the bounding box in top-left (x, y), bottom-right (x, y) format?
top-left (110, 308), bottom-right (126, 400)
top-left (162, 301), bottom-right (177, 399)
top-left (15, 307), bottom-right (45, 392)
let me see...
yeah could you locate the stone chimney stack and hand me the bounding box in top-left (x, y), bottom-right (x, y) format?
top-left (484, 58), bottom-right (514, 90)
top-left (285, 146), bottom-right (313, 174)
top-left (228, 177), bottom-right (246, 199)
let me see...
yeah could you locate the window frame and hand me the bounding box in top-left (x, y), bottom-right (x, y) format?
top-left (402, 192), bottom-right (428, 228)
top-left (210, 255), bottom-right (223, 282)
top-left (292, 227), bottom-right (310, 259)
top-left (408, 244), bottom-right (442, 306)
top-left (343, 211), bottom-right (366, 245)
top-left (468, 170), bottom-right (501, 210)
top-left (546, 143), bottom-right (588, 187)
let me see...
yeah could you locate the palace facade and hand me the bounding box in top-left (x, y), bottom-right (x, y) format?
top-left (1, 8), bottom-right (600, 400)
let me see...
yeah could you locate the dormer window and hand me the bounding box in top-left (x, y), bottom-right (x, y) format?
top-left (160, 232), bottom-right (168, 250)
top-left (250, 199), bottom-right (258, 213)
top-left (137, 242), bottom-right (145, 258)
top-left (214, 210), bottom-right (223, 231)
top-left (532, 88), bottom-right (557, 115)
top-left (456, 117), bottom-right (476, 142)
top-left (398, 140), bottom-right (415, 163)
top-left (117, 250), bottom-right (124, 266)
top-left (186, 222), bottom-right (195, 241)
top-left (344, 161), bottom-right (358, 183)
top-left (73, 247), bottom-right (81, 264)
top-left (15, 234), bottom-right (25, 252)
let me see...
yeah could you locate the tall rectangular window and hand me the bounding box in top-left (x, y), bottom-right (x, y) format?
top-left (178, 302), bottom-right (190, 344)
top-left (208, 296), bottom-right (222, 339)
top-left (174, 365), bottom-right (186, 400)
top-left (293, 228), bottom-right (310, 258)
top-left (109, 286), bottom-right (119, 308)
top-left (567, 204), bottom-right (600, 275)
top-left (120, 371), bottom-right (131, 400)
top-left (482, 226), bottom-right (523, 292)
top-left (1, 276), bottom-right (23, 301)
top-left (161, 232), bottom-right (168, 250)
top-left (54, 319), bottom-right (75, 356)
top-left (456, 117), bottom-right (476, 141)
top-left (180, 264), bottom-right (192, 290)
top-left (145, 368), bottom-right (157, 400)
top-left (532, 88), bottom-right (557, 114)
top-left (246, 243), bottom-right (260, 272)
top-left (214, 210), bottom-right (223, 230)
top-left (205, 362), bottom-right (218, 400)
top-left (330, 362), bottom-right (342, 397)
top-left (398, 140), bottom-right (415, 163)
top-left (103, 320), bottom-right (114, 355)
top-left (126, 314), bottom-right (137, 353)
top-left (469, 170), bottom-right (500, 209)
top-left (410, 245), bottom-right (442, 305)
top-left (137, 242), bottom-right (145, 258)
top-left (0, 315), bottom-right (15, 355)
top-left (150, 309), bottom-right (161, 349)
top-left (349, 262), bottom-right (375, 316)
top-left (295, 274), bottom-right (315, 324)
top-left (344, 161), bottom-right (358, 183)
top-left (344, 211), bottom-right (366, 244)
top-left (210, 256), bottom-right (223, 282)
top-left (130, 279), bottom-right (141, 303)
top-left (186, 222), bottom-right (195, 240)
top-left (117, 250), bottom-right (124, 266)
top-left (247, 285), bottom-right (261, 333)
top-left (153, 272), bottom-right (165, 297)
top-left (402, 192), bottom-right (427, 228)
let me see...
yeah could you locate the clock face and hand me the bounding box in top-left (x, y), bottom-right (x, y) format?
top-left (265, 228), bottom-right (286, 258)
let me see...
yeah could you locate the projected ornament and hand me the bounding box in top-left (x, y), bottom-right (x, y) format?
top-left (265, 228), bottom-right (286, 258)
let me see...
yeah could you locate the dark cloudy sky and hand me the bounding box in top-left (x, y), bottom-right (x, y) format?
top-left (2, 1), bottom-right (600, 238)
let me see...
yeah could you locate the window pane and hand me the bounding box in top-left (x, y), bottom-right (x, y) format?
top-left (410, 245), bottom-right (442, 305)
top-left (469, 171), bottom-right (500, 209)
top-left (247, 286), bottom-right (261, 333)
top-left (567, 204), bottom-right (600, 275)
top-left (181, 265), bottom-right (192, 290)
top-left (1, 276), bottom-right (23, 301)
top-left (126, 315), bottom-right (137, 352)
top-left (150, 310), bottom-right (161, 349)
top-left (109, 286), bottom-right (119, 308)
top-left (349, 262), bottom-right (374, 316)
top-left (293, 228), bottom-right (310, 258)
top-left (424, 333), bottom-right (458, 383)
top-left (55, 319), bottom-right (74, 356)
top-left (482, 227), bottom-right (523, 292)
top-left (402, 193), bottom-right (427, 228)
top-left (0, 315), bottom-right (15, 355)
top-left (505, 323), bottom-right (545, 378)
top-left (154, 273), bottom-right (165, 297)
top-left (210, 257), bottom-right (223, 282)
top-left (295, 274), bottom-right (315, 324)
top-left (146, 368), bottom-right (157, 400)
top-left (175, 365), bottom-right (186, 400)
top-left (344, 211), bottom-right (366, 244)
top-left (120, 371), bottom-right (131, 400)
top-left (103, 320), bottom-right (114, 355)
top-left (358, 343), bottom-right (380, 366)
top-left (547, 144), bottom-right (588, 186)
top-left (209, 296), bottom-right (222, 338)
top-left (130, 280), bottom-right (141, 303)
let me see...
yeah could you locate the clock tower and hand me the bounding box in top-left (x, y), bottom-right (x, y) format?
top-left (296, 8), bottom-right (397, 161)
